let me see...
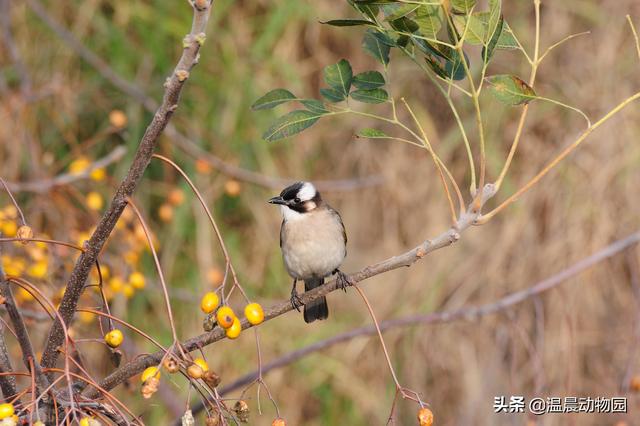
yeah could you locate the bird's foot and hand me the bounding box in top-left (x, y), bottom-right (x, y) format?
top-left (334, 269), bottom-right (353, 292)
top-left (290, 288), bottom-right (303, 312)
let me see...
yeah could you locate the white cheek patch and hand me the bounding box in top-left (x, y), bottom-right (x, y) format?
top-left (281, 205), bottom-right (303, 221)
top-left (297, 182), bottom-right (317, 201)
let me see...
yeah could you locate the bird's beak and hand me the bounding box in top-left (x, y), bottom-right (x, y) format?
top-left (268, 196), bottom-right (287, 205)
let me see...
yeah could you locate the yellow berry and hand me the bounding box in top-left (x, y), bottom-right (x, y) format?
top-left (226, 316), bottom-right (241, 339)
top-left (101, 265), bottom-right (111, 280)
top-left (108, 277), bottom-right (124, 293)
top-left (90, 167), bottom-right (106, 181)
top-left (79, 417), bottom-right (100, 426)
top-left (417, 407), bottom-right (433, 426)
top-left (141, 366), bottom-right (160, 383)
top-left (631, 375), bottom-right (640, 392)
top-left (33, 421), bottom-right (45, 426)
top-left (68, 157), bottom-right (90, 175)
top-left (216, 306), bottom-right (235, 329)
top-left (76, 231), bottom-right (90, 247)
top-left (200, 292), bottom-right (220, 314)
top-left (164, 358), bottom-right (179, 373)
top-left (2, 255), bottom-right (25, 276)
top-left (15, 287), bottom-right (34, 302)
top-left (109, 109), bottom-right (128, 128)
top-left (86, 192), bottom-right (104, 211)
top-left (16, 225), bottom-right (33, 242)
top-left (158, 203), bottom-right (174, 222)
top-left (244, 303), bottom-right (264, 326)
top-left (27, 260), bottom-right (48, 279)
top-left (168, 189), bottom-right (185, 206)
top-left (272, 418), bottom-right (286, 426)
top-left (123, 250), bottom-right (139, 265)
top-left (193, 357), bottom-right (209, 372)
top-left (104, 329), bottom-right (124, 348)
top-left (0, 403), bottom-right (13, 419)
top-left (187, 363), bottom-right (204, 379)
top-left (122, 284), bottom-right (135, 298)
top-left (129, 271), bottom-right (145, 289)
top-left (1, 220), bottom-right (17, 237)
top-left (2, 206), bottom-right (16, 217)
top-left (224, 179), bottom-right (241, 197)
top-left (79, 311), bottom-right (94, 324)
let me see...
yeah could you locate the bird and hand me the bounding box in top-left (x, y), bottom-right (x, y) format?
top-left (268, 181), bottom-right (350, 323)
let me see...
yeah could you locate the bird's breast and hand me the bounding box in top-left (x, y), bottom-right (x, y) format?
top-left (281, 209), bottom-right (346, 279)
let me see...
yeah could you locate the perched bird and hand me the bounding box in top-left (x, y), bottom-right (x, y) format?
top-left (268, 181), bottom-right (350, 323)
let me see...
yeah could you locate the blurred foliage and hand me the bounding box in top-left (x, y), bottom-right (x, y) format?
top-left (1, 0), bottom-right (640, 424)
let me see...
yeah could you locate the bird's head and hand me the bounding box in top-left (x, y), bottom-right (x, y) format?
top-left (268, 181), bottom-right (321, 214)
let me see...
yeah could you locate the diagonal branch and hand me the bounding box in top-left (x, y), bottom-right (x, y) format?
top-left (176, 230), bottom-right (640, 423)
top-left (87, 185), bottom-right (496, 398)
top-left (4, 146), bottom-right (127, 193)
top-left (39, 0), bottom-right (215, 374)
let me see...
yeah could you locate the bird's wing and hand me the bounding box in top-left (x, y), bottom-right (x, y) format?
top-left (328, 206), bottom-right (347, 247)
top-left (279, 219), bottom-right (285, 248)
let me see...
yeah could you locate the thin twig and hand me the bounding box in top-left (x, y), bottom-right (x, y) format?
top-left (0, 253), bottom-right (50, 393)
top-left (4, 146), bottom-right (127, 193)
top-left (479, 91), bottom-right (640, 223)
top-left (88, 184), bottom-right (497, 398)
top-left (175, 230), bottom-right (640, 421)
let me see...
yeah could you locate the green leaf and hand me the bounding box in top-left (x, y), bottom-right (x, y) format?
top-left (396, 34), bottom-right (410, 47)
top-left (321, 19), bottom-right (376, 27)
top-left (300, 99), bottom-right (328, 113)
top-left (353, 0), bottom-right (395, 4)
top-left (451, 0), bottom-right (477, 14)
top-left (251, 89), bottom-right (296, 110)
top-left (485, 75), bottom-right (536, 105)
top-left (349, 1), bottom-right (379, 20)
top-left (439, 47), bottom-right (468, 80)
top-left (414, 5), bottom-right (443, 40)
top-left (323, 59), bottom-right (353, 96)
top-left (424, 56), bottom-right (449, 79)
top-left (350, 88), bottom-right (389, 103)
top-left (413, 37), bottom-right (448, 60)
top-left (482, 14), bottom-right (504, 63)
top-left (357, 128), bottom-right (389, 138)
top-left (353, 71), bottom-right (385, 89)
top-left (320, 87), bottom-right (347, 103)
top-left (453, 13), bottom-right (517, 49)
top-left (382, 4), bottom-right (420, 21)
top-left (363, 30), bottom-right (391, 65)
top-left (262, 110), bottom-right (325, 141)
top-left (389, 16), bottom-right (419, 34)
top-left (486, 0), bottom-right (501, 44)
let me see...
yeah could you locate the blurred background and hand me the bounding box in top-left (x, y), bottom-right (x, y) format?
top-left (1, 0), bottom-right (640, 424)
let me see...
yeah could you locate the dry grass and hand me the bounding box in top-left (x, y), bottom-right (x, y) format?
top-left (1, 0), bottom-right (640, 424)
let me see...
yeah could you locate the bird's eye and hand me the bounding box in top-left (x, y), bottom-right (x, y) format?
top-left (294, 197), bottom-right (301, 203)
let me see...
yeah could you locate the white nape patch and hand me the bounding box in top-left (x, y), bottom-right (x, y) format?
top-left (281, 205), bottom-right (303, 221)
top-left (297, 182), bottom-right (317, 201)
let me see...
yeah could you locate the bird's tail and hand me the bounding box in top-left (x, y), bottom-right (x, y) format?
top-left (303, 277), bottom-right (328, 323)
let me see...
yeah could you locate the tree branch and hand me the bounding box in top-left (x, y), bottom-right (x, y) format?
top-left (0, 250), bottom-right (49, 394)
top-left (39, 0), bottom-right (215, 374)
top-left (87, 185), bottom-right (496, 398)
top-left (4, 146), bottom-right (126, 193)
top-left (178, 229), bottom-right (640, 423)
